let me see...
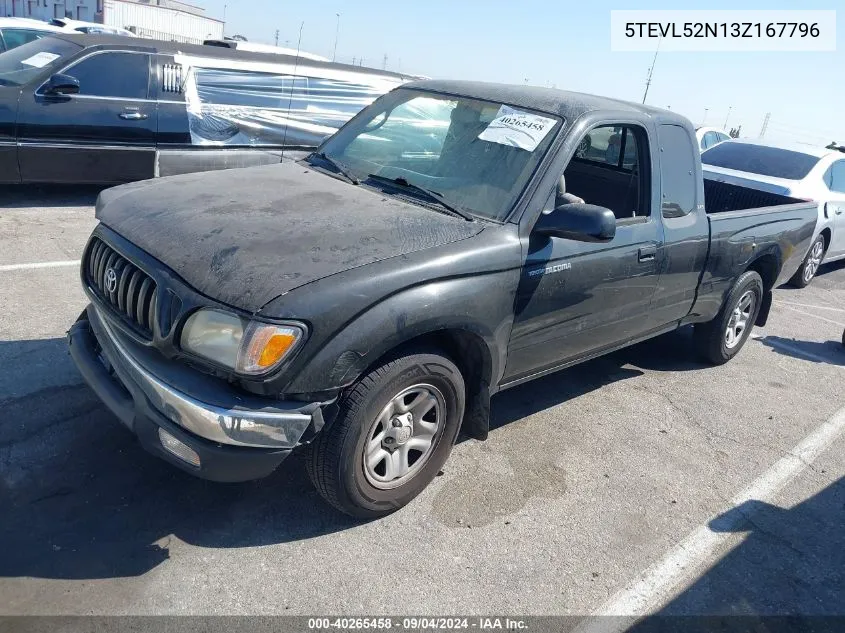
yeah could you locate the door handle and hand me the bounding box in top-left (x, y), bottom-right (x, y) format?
top-left (638, 246), bottom-right (657, 262)
top-left (119, 112), bottom-right (148, 120)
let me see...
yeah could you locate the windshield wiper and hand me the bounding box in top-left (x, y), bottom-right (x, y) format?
top-left (365, 174), bottom-right (474, 221)
top-left (309, 152), bottom-right (359, 184)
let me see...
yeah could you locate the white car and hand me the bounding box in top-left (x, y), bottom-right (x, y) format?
top-left (695, 126), bottom-right (731, 152)
top-left (49, 18), bottom-right (134, 36)
top-left (202, 39), bottom-right (330, 61)
top-left (0, 17), bottom-right (66, 52)
top-left (702, 139), bottom-right (845, 286)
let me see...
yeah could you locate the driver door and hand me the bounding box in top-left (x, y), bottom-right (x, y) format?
top-left (503, 124), bottom-right (663, 384)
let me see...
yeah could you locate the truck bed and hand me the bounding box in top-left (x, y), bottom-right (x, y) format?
top-left (689, 188), bottom-right (818, 324)
top-left (703, 177), bottom-right (806, 214)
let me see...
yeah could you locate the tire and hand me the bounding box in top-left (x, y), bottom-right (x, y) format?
top-left (789, 235), bottom-right (825, 288)
top-left (306, 350), bottom-right (465, 518)
top-left (694, 270), bottom-right (764, 365)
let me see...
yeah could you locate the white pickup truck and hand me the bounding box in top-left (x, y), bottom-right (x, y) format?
top-left (702, 138), bottom-right (845, 287)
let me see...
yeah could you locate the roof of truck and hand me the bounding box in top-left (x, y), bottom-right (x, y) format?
top-left (403, 79), bottom-right (689, 124)
top-left (46, 32), bottom-right (417, 81)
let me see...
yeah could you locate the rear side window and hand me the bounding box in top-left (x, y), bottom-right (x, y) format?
top-left (64, 52), bottom-right (150, 99)
top-left (657, 124), bottom-right (697, 218)
top-left (827, 161), bottom-right (845, 193)
top-left (702, 143), bottom-right (820, 180)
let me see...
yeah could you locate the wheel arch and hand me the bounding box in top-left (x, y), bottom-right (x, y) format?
top-left (745, 251), bottom-right (778, 327)
top-left (819, 227), bottom-right (832, 252)
top-left (360, 327), bottom-right (495, 441)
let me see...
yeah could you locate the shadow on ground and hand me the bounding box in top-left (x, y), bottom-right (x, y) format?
top-left (0, 185), bottom-right (105, 209)
top-left (759, 335), bottom-right (845, 366)
top-left (625, 476), bottom-right (845, 630)
top-left (490, 326), bottom-right (706, 430)
top-left (0, 329), bottom-right (707, 581)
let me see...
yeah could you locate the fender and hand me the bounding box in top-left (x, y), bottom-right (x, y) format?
top-left (282, 270), bottom-right (520, 401)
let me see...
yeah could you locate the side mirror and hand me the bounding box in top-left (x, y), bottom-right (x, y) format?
top-left (534, 203), bottom-right (616, 242)
top-left (43, 73), bottom-right (80, 96)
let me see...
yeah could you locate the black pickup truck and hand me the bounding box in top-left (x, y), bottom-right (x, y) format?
top-left (68, 81), bottom-right (817, 517)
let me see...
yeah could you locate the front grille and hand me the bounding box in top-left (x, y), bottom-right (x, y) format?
top-left (86, 238), bottom-right (157, 337)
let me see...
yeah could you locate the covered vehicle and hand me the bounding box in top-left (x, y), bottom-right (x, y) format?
top-left (702, 139), bottom-right (845, 286)
top-left (0, 33), bottom-right (411, 184)
top-left (68, 81), bottom-right (817, 517)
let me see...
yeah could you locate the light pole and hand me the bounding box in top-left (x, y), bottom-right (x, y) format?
top-left (723, 106), bottom-right (732, 129)
top-left (702, 108), bottom-right (709, 125)
top-left (332, 13), bottom-right (340, 62)
top-left (641, 36), bottom-right (661, 104)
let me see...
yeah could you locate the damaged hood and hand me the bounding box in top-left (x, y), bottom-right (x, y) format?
top-left (95, 162), bottom-right (482, 312)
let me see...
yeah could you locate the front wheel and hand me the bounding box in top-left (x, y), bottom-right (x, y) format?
top-left (789, 235), bottom-right (825, 288)
top-left (306, 350), bottom-right (465, 517)
top-left (694, 270), bottom-right (764, 365)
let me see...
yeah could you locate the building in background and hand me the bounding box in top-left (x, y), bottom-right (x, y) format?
top-left (1, 0), bottom-right (223, 43)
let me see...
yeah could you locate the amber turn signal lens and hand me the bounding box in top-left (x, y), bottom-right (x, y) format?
top-left (237, 323), bottom-right (303, 375)
top-left (257, 332), bottom-right (297, 368)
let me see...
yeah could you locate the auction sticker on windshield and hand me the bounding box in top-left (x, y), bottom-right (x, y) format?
top-left (477, 105), bottom-right (557, 151)
top-left (21, 52), bottom-right (60, 68)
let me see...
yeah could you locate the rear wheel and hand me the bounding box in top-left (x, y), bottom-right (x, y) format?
top-left (789, 235), bottom-right (825, 288)
top-left (306, 350), bottom-right (465, 517)
top-left (694, 270), bottom-right (764, 364)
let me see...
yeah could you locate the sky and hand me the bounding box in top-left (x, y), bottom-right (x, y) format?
top-left (192, 0), bottom-right (843, 147)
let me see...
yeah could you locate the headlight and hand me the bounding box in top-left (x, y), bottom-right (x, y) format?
top-left (180, 309), bottom-right (304, 375)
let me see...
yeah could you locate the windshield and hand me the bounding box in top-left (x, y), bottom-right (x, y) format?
top-left (0, 37), bottom-right (81, 87)
top-left (314, 88), bottom-right (562, 221)
top-left (702, 142), bottom-right (820, 180)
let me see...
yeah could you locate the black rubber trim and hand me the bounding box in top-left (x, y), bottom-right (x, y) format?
top-left (67, 318), bottom-right (135, 429)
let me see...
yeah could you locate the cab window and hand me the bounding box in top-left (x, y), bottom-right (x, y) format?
top-left (564, 124), bottom-right (651, 221)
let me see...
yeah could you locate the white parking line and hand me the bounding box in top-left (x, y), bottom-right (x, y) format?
top-left (777, 300), bottom-right (845, 313)
top-left (0, 260), bottom-right (80, 273)
top-left (577, 403), bottom-right (845, 632)
top-left (779, 304), bottom-right (845, 327)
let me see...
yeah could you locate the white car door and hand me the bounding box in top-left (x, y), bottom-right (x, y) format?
top-left (825, 160), bottom-right (845, 258)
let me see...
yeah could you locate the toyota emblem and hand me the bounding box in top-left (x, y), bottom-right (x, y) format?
top-left (105, 268), bottom-right (118, 293)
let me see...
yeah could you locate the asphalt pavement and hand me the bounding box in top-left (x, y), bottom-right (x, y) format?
top-left (1, 186), bottom-right (843, 618)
